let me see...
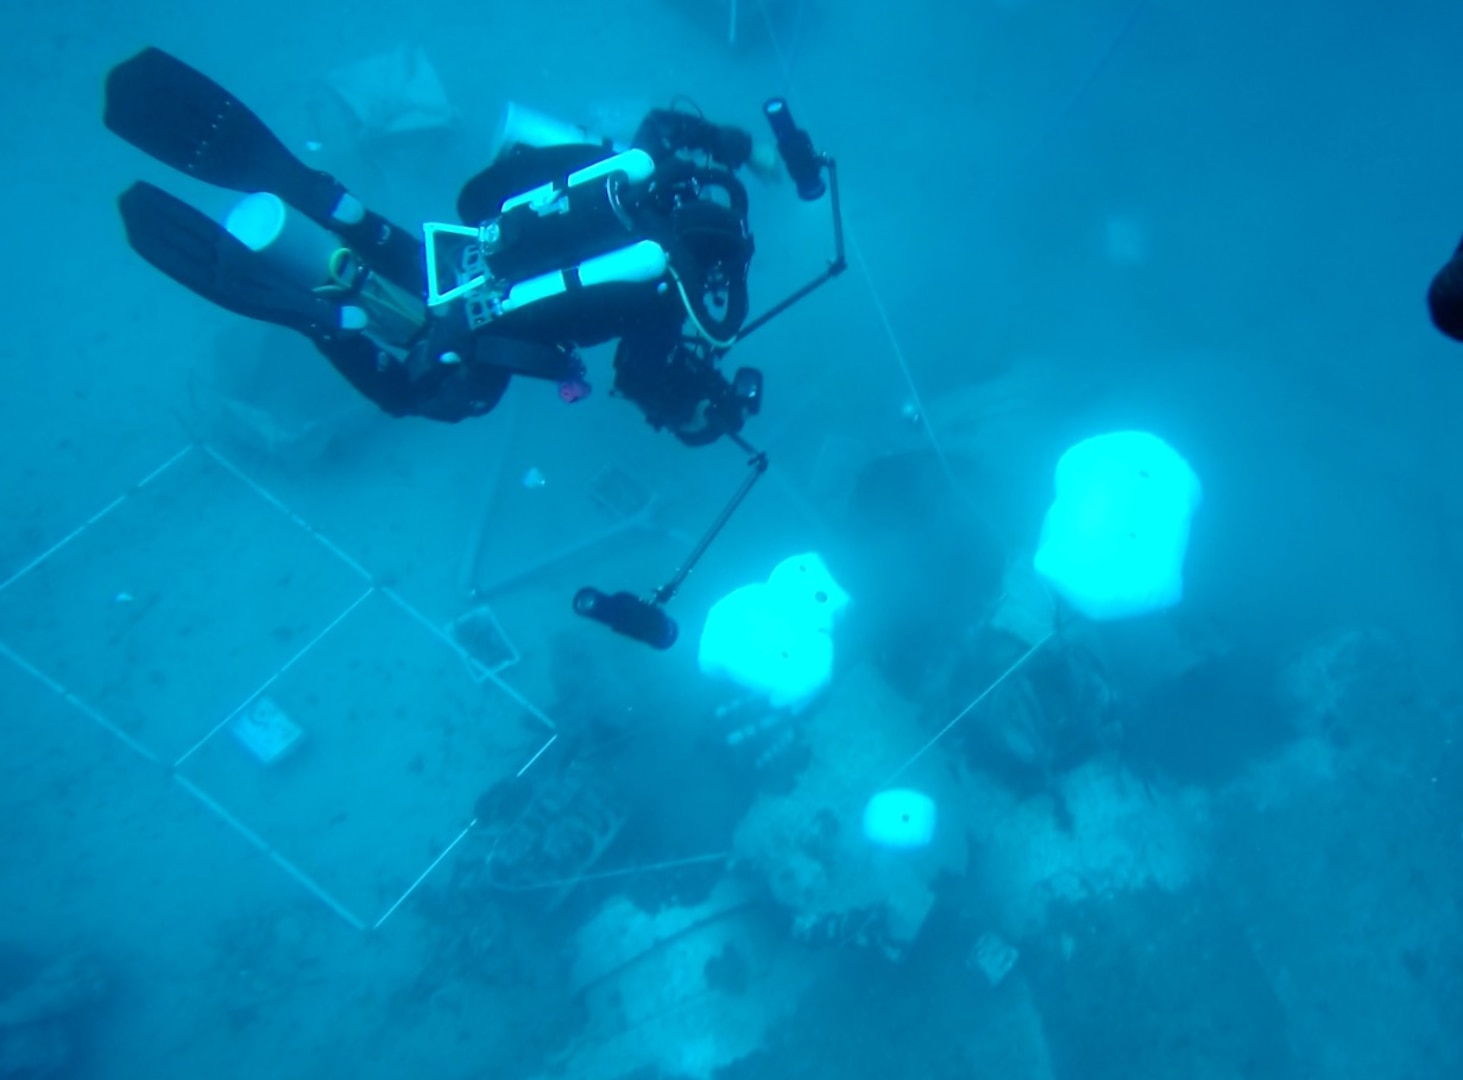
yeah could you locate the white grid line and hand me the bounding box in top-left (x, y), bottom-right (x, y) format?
top-left (0, 445), bottom-right (193, 595)
top-left (382, 586), bottom-right (556, 733)
top-left (174, 774), bottom-right (366, 931)
top-left (0, 642), bottom-right (162, 765)
top-left (373, 818), bottom-right (478, 930)
top-left (171, 585), bottom-right (376, 769)
top-left (193, 453), bottom-right (563, 926)
top-left (2, 442), bottom-right (563, 931)
top-left (515, 734), bottom-right (559, 778)
top-left (184, 450), bottom-right (564, 919)
top-left (134, 444), bottom-right (198, 489)
top-left (201, 444), bottom-right (374, 584)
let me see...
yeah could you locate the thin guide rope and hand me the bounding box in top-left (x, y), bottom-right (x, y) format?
top-left (880, 630), bottom-right (1054, 789)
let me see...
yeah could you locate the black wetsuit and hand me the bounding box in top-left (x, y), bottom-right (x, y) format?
top-left (319, 332), bottom-right (551, 422)
top-left (446, 109), bottom-right (757, 443)
top-left (106, 46), bottom-right (756, 433)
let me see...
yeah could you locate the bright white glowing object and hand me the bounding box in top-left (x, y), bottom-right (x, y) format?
top-left (766, 552), bottom-right (852, 632)
top-left (698, 584), bottom-right (832, 711)
top-left (1033, 431), bottom-right (1201, 622)
top-left (698, 553), bottom-right (850, 710)
top-left (862, 789), bottom-right (938, 849)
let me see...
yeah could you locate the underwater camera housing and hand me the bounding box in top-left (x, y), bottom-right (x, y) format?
top-left (731, 366), bottom-right (763, 412)
top-left (705, 365), bottom-right (763, 438)
top-left (576, 101), bottom-right (842, 651)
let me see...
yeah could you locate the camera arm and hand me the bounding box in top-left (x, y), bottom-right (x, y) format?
top-left (730, 152), bottom-right (847, 349)
top-left (572, 437), bottom-right (769, 650)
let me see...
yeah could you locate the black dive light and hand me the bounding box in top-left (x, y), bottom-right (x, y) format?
top-left (573, 587), bottom-right (679, 650)
top-left (573, 444), bottom-right (770, 651)
top-left (763, 98), bottom-right (826, 202)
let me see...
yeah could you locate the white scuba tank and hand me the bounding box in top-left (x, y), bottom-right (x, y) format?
top-left (226, 192), bottom-right (336, 282)
top-left (495, 240), bottom-right (669, 318)
top-left (226, 191), bottom-right (425, 347)
top-left (424, 148), bottom-right (662, 312)
top-left (500, 148), bottom-right (656, 214)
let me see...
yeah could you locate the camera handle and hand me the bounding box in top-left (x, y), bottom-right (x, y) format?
top-left (728, 155), bottom-right (847, 350)
top-left (653, 437), bottom-right (769, 606)
top-left (572, 438), bottom-right (769, 649)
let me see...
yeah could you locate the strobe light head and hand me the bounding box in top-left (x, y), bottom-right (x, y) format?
top-left (763, 98), bottom-right (826, 202)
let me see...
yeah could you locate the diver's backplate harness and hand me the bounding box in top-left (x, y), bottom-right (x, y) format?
top-left (419, 145), bottom-right (754, 359)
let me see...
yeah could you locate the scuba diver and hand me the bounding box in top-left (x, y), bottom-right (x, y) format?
top-left (1429, 234), bottom-right (1463, 343)
top-left (103, 47), bottom-right (785, 444)
top-left (105, 46), bottom-right (848, 650)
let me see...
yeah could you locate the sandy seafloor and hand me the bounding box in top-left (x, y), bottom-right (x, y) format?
top-left (3, 0), bottom-right (1463, 1076)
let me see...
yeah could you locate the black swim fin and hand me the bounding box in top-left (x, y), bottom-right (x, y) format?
top-left (104, 47), bottom-right (344, 222)
top-left (118, 181), bottom-right (342, 340)
top-left (104, 47), bottom-right (427, 294)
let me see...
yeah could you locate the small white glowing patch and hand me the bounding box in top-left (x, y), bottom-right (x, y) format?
top-left (862, 788), bottom-right (938, 849)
